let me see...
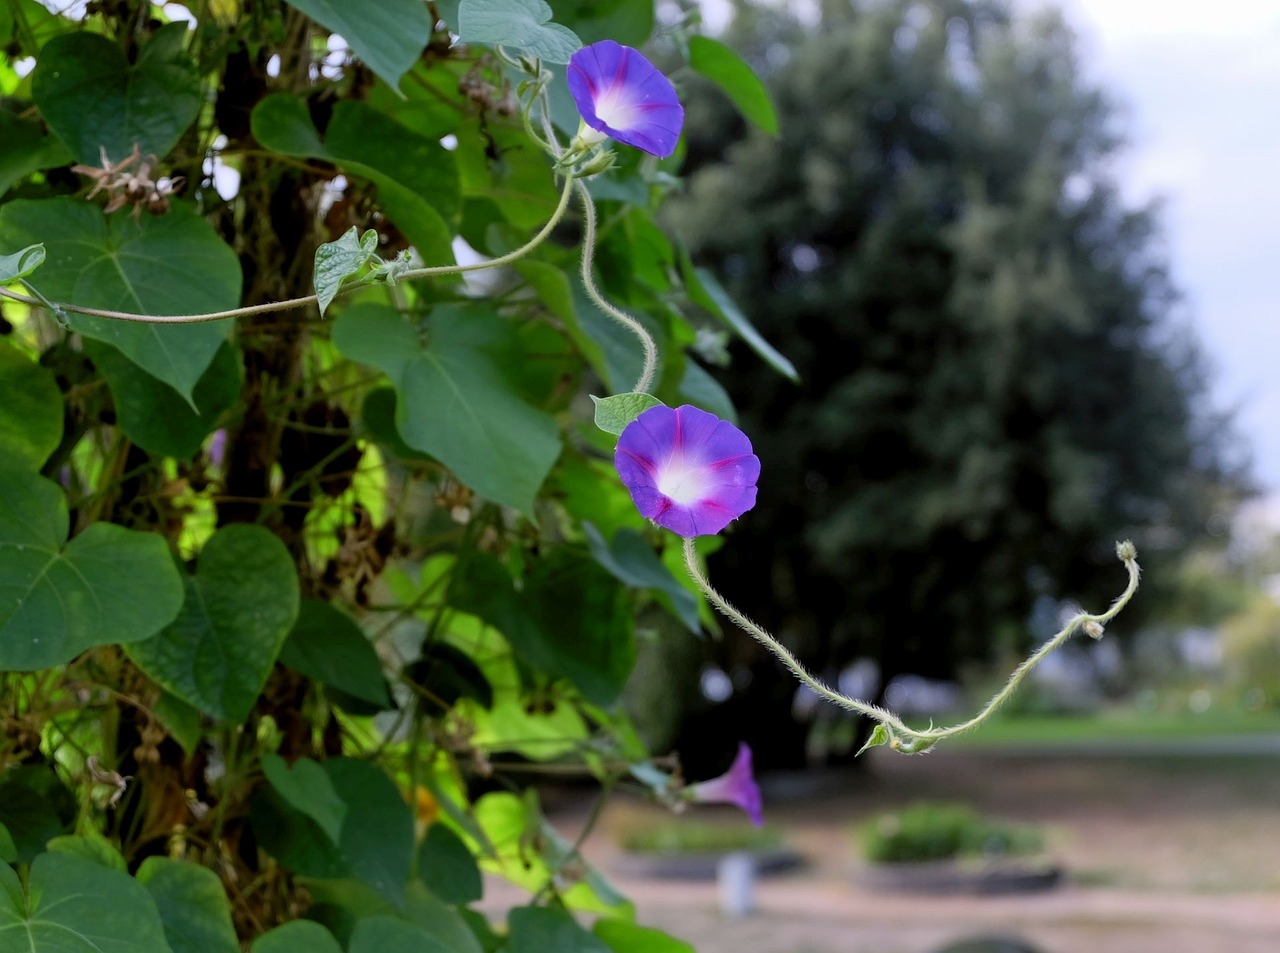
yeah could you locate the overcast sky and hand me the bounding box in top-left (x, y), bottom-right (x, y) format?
top-left (1041, 0), bottom-right (1280, 492)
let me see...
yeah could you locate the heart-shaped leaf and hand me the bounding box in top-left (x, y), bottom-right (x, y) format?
top-left (458, 0), bottom-right (582, 64)
top-left (333, 304), bottom-right (562, 516)
top-left (126, 524), bottom-right (300, 721)
top-left (253, 96), bottom-right (458, 267)
top-left (261, 754), bottom-right (348, 845)
top-left (0, 342), bottom-right (62, 471)
top-left (590, 392), bottom-right (664, 436)
top-left (279, 600), bottom-right (391, 708)
top-left (0, 470), bottom-right (185, 671)
top-left (0, 198), bottom-right (240, 403)
top-left (32, 23), bottom-right (201, 164)
top-left (252, 921), bottom-right (343, 953)
top-left (281, 0), bottom-right (433, 89)
top-left (137, 857), bottom-right (239, 953)
top-left (0, 852), bottom-right (174, 953)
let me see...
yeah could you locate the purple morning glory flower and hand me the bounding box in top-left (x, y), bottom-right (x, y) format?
top-left (567, 40), bottom-right (684, 158)
top-left (688, 743), bottom-right (764, 826)
top-left (615, 404), bottom-right (760, 538)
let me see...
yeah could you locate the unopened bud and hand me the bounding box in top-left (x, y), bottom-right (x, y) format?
top-left (1116, 539), bottom-right (1137, 562)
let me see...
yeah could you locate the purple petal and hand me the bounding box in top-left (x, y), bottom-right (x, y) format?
top-left (615, 405), bottom-right (760, 538)
top-left (567, 40), bottom-right (684, 158)
top-left (689, 743), bottom-right (764, 826)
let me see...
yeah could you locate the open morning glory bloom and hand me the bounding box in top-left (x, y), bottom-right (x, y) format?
top-left (688, 743), bottom-right (764, 826)
top-left (615, 404), bottom-right (760, 538)
top-left (567, 40), bottom-right (684, 158)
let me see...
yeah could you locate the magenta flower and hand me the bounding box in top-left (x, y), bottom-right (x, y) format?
top-left (567, 40), bottom-right (684, 158)
top-left (615, 404), bottom-right (760, 538)
top-left (689, 743), bottom-right (763, 826)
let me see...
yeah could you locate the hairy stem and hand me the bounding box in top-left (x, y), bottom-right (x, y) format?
top-left (683, 537), bottom-right (1142, 753)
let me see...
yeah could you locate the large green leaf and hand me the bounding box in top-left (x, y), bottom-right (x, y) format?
top-left (404, 882), bottom-right (483, 953)
top-left (279, 599), bottom-right (391, 708)
top-left (0, 198), bottom-right (240, 403)
top-left (252, 96), bottom-right (457, 266)
top-left (0, 852), bottom-right (173, 953)
top-left (687, 36), bottom-right (779, 136)
top-left (417, 823), bottom-right (482, 905)
top-left (251, 758), bottom-right (414, 907)
top-left (261, 754), bottom-right (348, 845)
top-left (549, 0), bottom-right (653, 46)
top-left (32, 23), bottom-right (201, 164)
top-left (252, 920), bottom-right (343, 953)
top-left (348, 916), bottom-right (454, 953)
top-left (137, 857), bottom-right (239, 953)
top-left (46, 832), bottom-right (127, 871)
top-left (281, 0), bottom-right (433, 89)
top-left (0, 342), bottom-right (62, 470)
top-left (87, 339), bottom-right (242, 460)
top-left (0, 470), bottom-right (184, 671)
top-left (458, 0), bottom-right (581, 64)
top-left (0, 766), bottom-right (73, 862)
top-left (333, 304), bottom-right (562, 516)
top-left (0, 112), bottom-right (71, 197)
top-left (508, 907), bottom-right (611, 953)
top-left (126, 524), bottom-right (300, 721)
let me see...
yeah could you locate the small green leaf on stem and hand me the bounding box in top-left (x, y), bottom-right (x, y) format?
top-left (591, 392), bottom-right (663, 436)
top-left (0, 243), bottom-right (45, 282)
top-left (856, 723), bottom-right (890, 757)
top-left (314, 227), bottom-right (378, 317)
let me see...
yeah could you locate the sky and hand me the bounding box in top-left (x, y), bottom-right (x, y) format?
top-left (700, 0), bottom-right (1280, 494)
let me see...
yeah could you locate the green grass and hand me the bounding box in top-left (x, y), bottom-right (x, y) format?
top-left (949, 706), bottom-right (1280, 749)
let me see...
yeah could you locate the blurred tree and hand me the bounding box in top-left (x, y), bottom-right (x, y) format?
top-left (667, 0), bottom-right (1250, 764)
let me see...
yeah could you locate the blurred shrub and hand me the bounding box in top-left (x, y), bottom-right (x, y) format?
top-left (859, 803), bottom-right (1043, 864)
top-left (1220, 596), bottom-right (1280, 706)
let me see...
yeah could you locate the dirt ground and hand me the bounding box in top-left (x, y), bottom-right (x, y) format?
top-left (507, 747), bottom-right (1280, 953)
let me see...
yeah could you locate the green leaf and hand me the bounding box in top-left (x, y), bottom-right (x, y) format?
top-left (279, 600), bottom-right (391, 708)
top-left (417, 823), bottom-right (483, 905)
top-left (252, 920), bottom-right (344, 953)
top-left (87, 339), bottom-right (242, 460)
top-left (678, 360), bottom-right (737, 424)
top-left (551, 0), bottom-right (653, 46)
top-left (0, 242), bottom-right (44, 281)
top-left (458, 0), bottom-right (582, 64)
top-left (262, 754), bottom-right (348, 846)
top-left (405, 642), bottom-right (493, 716)
top-left (126, 524), bottom-right (300, 721)
top-left (0, 341), bottom-right (62, 471)
top-left (404, 881), bottom-right (483, 953)
top-left (0, 198), bottom-right (240, 403)
top-left (523, 548), bottom-right (635, 707)
top-left (281, 0), bottom-right (433, 89)
top-left (0, 823), bottom-right (16, 864)
top-left (46, 832), bottom-right (126, 871)
top-left (251, 758), bottom-right (414, 907)
top-left (32, 23), bottom-right (201, 164)
top-left (0, 767), bottom-right (73, 862)
top-left (581, 523), bottom-right (700, 633)
top-left (857, 722), bottom-right (891, 757)
top-left (155, 691), bottom-right (202, 755)
top-left (137, 857), bottom-right (239, 953)
top-left (333, 304), bottom-right (562, 516)
top-left (0, 852), bottom-right (173, 953)
top-left (0, 470), bottom-right (184, 671)
top-left (594, 921), bottom-right (694, 953)
top-left (0, 112), bottom-right (71, 198)
top-left (508, 907), bottom-right (611, 953)
top-left (687, 36), bottom-right (779, 136)
top-left (315, 227), bottom-right (379, 317)
top-left (348, 915), bottom-right (454, 953)
top-left (679, 250), bottom-right (798, 383)
top-left (590, 392), bottom-right (664, 436)
top-left (253, 96), bottom-right (458, 267)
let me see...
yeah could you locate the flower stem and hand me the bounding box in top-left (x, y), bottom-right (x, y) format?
top-left (0, 174), bottom-right (577, 325)
top-left (576, 180), bottom-right (659, 393)
top-left (683, 536), bottom-right (1142, 753)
